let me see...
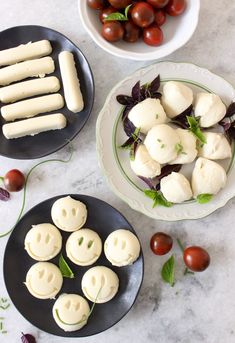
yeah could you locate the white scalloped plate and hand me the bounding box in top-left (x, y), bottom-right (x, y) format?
top-left (96, 62), bottom-right (235, 221)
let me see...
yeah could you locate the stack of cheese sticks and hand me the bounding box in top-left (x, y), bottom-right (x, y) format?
top-left (0, 39), bottom-right (84, 139)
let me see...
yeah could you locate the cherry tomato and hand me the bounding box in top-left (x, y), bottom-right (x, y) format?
top-left (88, 0), bottom-right (107, 10)
top-left (143, 24), bottom-right (163, 46)
top-left (99, 6), bottom-right (117, 23)
top-left (150, 232), bottom-right (173, 255)
top-left (146, 0), bottom-right (169, 9)
top-left (102, 21), bottom-right (124, 42)
top-left (131, 2), bottom-right (155, 28)
top-left (154, 9), bottom-right (166, 26)
top-left (165, 0), bottom-right (186, 16)
top-left (123, 20), bottom-right (141, 42)
top-left (108, 0), bottom-right (132, 9)
top-left (183, 246), bottom-right (210, 272)
top-left (4, 169), bottom-right (25, 192)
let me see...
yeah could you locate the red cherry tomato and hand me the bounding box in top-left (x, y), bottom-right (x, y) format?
top-left (99, 6), bottom-right (117, 23)
top-left (146, 0), bottom-right (169, 9)
top-left (143, 24), bottom-right (163, 46)
top-left (4, 169), bottom-right (25, 192)
top-left (102, 21), bottom-right (124, 42)
top-left (165, 0), bottom-right (186, 16)
top-left (88, 0), bottom-right (107, 10)
top-left (183, 246), bottom-right (210, 272)
top-left (154, 9), bottom-right (166, 26)
top-left (131, 2), bottom-right (155, 28)
top-left (150, 232), bottom-right (173, 255)
top-left (108, 0), bottom-right (132, 9)
top-left (123, 20), bottom-right (141, 42)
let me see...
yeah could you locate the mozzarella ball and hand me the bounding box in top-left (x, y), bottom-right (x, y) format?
top-left (161, 81), bottom-right (193, 118)
top-left (130, 144), bottom-right (161, 178)
top-left (128, 98), bottom-right (167, 134)
top-left (198, 132), bottom-right (232, 160)
top-left (192, 157), bottom-right (227, 197)
top-left (24, 223), bottom-right (62, 261)
top-left (25, 262), bottom-right (63, 299)
top-left (82, 266), bottom-right (119, 304)
top-left (194, 93), bottom-right (226, 128)
top-left (51, 196), bottom-right (87, 232)
top-left (66, 229), bottom-right (102, 266)
top-left (52, 294), bottom-right (90, 332)
top-left (144, 124), bottom-right (180, 164)
top-left (104, 229), bottom-right (140, 267)
top-left (170, 128), bottom-right (198, 165)
top-left (160, 172), bottom-right (193, 203)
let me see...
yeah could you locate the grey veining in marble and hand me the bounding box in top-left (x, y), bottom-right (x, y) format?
top-left (1, 0), bottom-right (235, 342)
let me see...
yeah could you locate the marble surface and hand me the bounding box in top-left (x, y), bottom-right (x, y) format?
top-left (0, 0), bottom-right (235, 342)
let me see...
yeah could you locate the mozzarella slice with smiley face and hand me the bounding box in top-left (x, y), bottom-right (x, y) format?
top-left (24, 223), bottom-right (62, 261)
top-left (104, 229), bottom-right (140, 267)
top-left (51, 196), bottom-right (87, 232)
top-left (25, 262), bottom-right (63, 299)
top-left (66, 229), bottom-right (102, 266)
top-left (81, 266), bottom-right (119, 304)
top-left (52, 294), bottom-right (90, 332)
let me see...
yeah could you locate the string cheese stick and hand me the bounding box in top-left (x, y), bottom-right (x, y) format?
top-left (0, 76), bottom-right (60, 103)
top-left (0, 40), bottom-right (52, 67)
top-left (58, 51), bottom-right (84, 113)
top-left (0, 56), bottom-right (55, 86)
top-left (2, 113), bottom-right (67, 139)
top-left (1, 94), bottom-right (64, 121)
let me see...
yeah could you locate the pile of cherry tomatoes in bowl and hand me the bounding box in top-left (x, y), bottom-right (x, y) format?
top-left (87, 0), bottom-right (187, 46)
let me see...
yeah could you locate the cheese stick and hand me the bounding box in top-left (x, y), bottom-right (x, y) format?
top-left (0, 40), bottom-right (52, 67)
top-left (0, 56), bottom-right (55, 86)
top-left (58, 51), bottom-right (84, 113)
top-left (1, 94), bottom-right (64, 121)
top-left (2, 113), bottom-right (67, 139)
top-left (0, 76), bottom-right (60, 103)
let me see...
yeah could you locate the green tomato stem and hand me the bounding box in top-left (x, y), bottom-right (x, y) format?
top-left (176, 238), bottom-right (185, 253)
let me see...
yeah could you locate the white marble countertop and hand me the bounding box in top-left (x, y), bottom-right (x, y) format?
top-left (0, 0), bottom-right (235, 342)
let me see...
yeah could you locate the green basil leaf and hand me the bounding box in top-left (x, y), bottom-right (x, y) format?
top-left (144, 190), bottom-right (173, 208)
top-left (196, 193), bottom-right (213, 204)
top-left (105, 12), bottom-right (128, 21)
top-left (130, 143), bottom-right (135, 161)
top-left (144, 189), bottom-right (157, 200)
top-left (59, 254), bottom-right (74, 279)
top-left (161, 255), bottom-right (175, 287)
top-left (175, 143), bottom-right (183, 154)
top-left (132, 127), bottom-right (141, 141)
top-left (187, 116), bottom-right (207, 144)
top-left (125, 4), bottom-right (132, 18)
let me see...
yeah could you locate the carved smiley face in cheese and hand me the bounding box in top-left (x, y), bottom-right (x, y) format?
top-left (25, 262), bottom-right (63, 299)
top-left (24, 223), bottom-right (62, 261)
top-left (104, 229), bottom-right (140, 267)
top-left (51, 196), bottom-right (87, 232)
top-left (66, 228), bottom-right (102, 266)
top-left (81, 266), bottom-right (119, 304)
top-left (52, 294), bottom-right (90, 332)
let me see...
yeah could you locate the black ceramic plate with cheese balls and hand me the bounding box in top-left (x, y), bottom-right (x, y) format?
top-left (3, 194), bottom-right (144, 337)
top-left (0, 25), bottom-right (94, 160)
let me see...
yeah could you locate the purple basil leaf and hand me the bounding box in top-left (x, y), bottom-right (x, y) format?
top-left (116, 95), bottom-right (134, 106)
top-left (21, 333), bottom-right (37, 343)
top-left (120, 136), bottom-right (135, 149)
top-left (149, 75), bottom-right (160, 93)
top-left (123, 116), bottom-right (136, 137)
top-left (137, 176), bottom-right (158, 190)
top-left (0, 187), bottom-right (10, 201)
top-left (171, 105), bottom-right (193, 129)
top-left (220, 117), bottom-right (231, 131)
top-left (227, 127), bottom-right (235, 141)
top-left (150, 91), bottom-right (162, 99)
top-left (225, 102), bottom-right (235, 118)
top-left (132, 81), bottom-right (141, 102)
top-left (156, 164), bottom-right (182, 183)
top-left (121, 104), bottom-right (133, 121)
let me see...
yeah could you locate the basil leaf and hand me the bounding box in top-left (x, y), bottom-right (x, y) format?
top-left (196, 193), bottom-right (213, 204)
top-left (105, 12), bottom-right (127, 21)
top-left (21, 333), bottom-right (36, 343)
top-left (175, 143), bottom-right (183, 154)
top-left (144, 189), bottom-right (157, 200)
top-left (125, 4), bottom-right (132, 18)
top-left (187, 116), bottom-right (207, 144)
top-left (161, 255), bottom-right (175, 287)
top-left (144, 190), bottom-right (173, 208)
top-left (59, 254), bottom-right (74, 279)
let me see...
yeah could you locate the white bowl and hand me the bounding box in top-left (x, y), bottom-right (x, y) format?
top-left (78, 0), bottom-right (200, 61)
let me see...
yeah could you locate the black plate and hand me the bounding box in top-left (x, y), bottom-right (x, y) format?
top-left (3, 194), bottom-right (144, 337)
top-left (0, 25), bottom-right (94, 160)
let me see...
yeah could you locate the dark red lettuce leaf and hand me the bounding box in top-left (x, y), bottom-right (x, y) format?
top-left (171, 105), bottom-right (193, 129)
top-left (0, 187), bottom-right (10, 201)
top-left (21, 333), bottom-right (36, 343)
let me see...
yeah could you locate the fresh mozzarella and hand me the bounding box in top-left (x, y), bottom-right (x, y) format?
top-left (104, 229), bottom-right (140, 267)
top-left (160, 172), bottom-right (192, 203)
top-left (161, 81), bottom-right (193, 118)
top-left (130, 144), bottom-right (161, 178)
top-left (198, 132), bottom-right (232, 160)
top-left (144, 124), bottom-right (180, 164)
top-left (170, 128), bottom-right (198, 164)
top-left (191, 157), bottom-right (227, 197)
top-left (128, 98), bottom-right (167, 134)
top-left (194, 93), bottom-right (226, 127)
top-left (2, 113), bottom-right (67, 139)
